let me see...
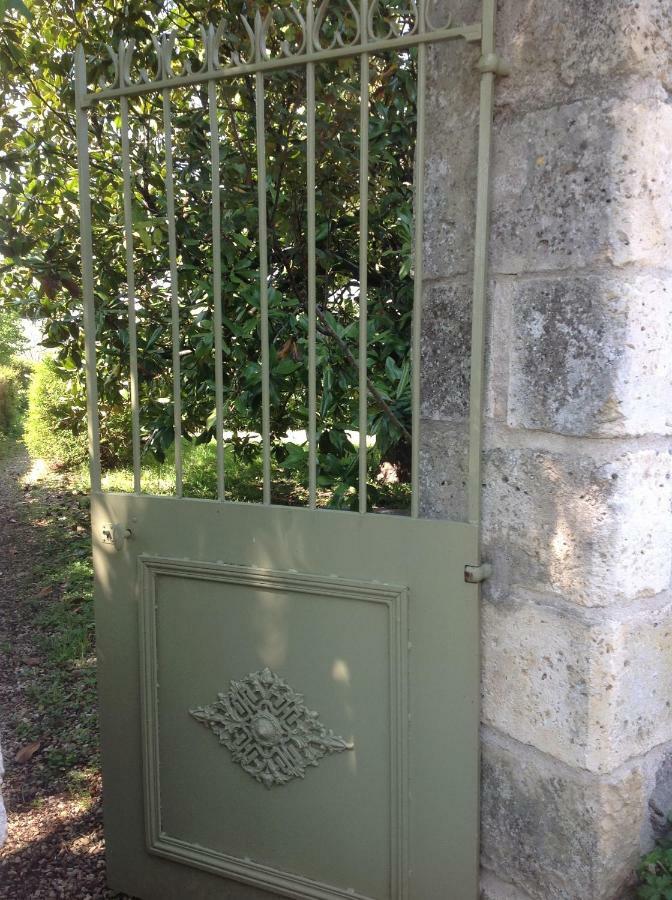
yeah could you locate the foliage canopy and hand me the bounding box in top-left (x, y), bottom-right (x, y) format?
top-left (0, 0), bottom-right (418, 505)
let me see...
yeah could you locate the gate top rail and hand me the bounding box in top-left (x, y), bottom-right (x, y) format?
top-left (77, 0), bottom-right (481, 107)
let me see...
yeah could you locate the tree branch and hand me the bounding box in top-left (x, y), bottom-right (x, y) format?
top-left (315, 304), bottom-right (412, 444)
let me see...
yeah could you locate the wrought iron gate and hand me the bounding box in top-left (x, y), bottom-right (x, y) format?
top-left (75, 1), bottom-right (503, 897)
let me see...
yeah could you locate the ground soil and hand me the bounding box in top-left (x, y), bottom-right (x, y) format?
top-left (0, 445), bottom-right (130, 900)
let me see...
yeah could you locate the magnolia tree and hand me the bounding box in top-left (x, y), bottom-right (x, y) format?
top-left (0, 0), bottom-right (417, 506)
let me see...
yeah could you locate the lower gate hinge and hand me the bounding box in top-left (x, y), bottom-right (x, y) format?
top-left (464, 562), bottom-right (492, 584)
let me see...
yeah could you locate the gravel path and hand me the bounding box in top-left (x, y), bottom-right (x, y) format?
top-left (0, 445), bottom-right (128, 900)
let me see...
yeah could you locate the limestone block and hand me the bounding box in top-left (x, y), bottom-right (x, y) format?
top-left (490, 97), bottom-right (672, 274)
top-left (504, 273), bottom-right (672, 437)
top-left (482, 594), bottom-right (672, 773)
top-left (482, 447), bottom-right (672, 607)
top-left (418, 418), bottom-right (468, 521)
top-left (496, 0), bottom-right (672, 114)
top-left (424, 35), bottom-right (479, 280)
top-left (420, 280), bottom-right (472, 421)
top-left (481, 871), bottom-right (534, 900)
top-left (481, 729), bottom-right (644, 900)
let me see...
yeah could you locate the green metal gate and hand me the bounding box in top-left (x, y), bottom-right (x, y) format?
top-left (75, 1), bottom-right (503, 897)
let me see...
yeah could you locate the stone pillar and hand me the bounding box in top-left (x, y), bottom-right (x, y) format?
top-left (422, 2), bottom-right (672, 898)
top-left (481, 2), bottom-right (672, 898)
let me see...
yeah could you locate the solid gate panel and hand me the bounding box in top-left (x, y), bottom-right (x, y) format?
top-left (144, 559), bottom-right (404, 898)
top-left (92, 494), bottom-right (479, 899)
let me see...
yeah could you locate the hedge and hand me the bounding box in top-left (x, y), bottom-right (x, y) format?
top-left (24, 358), bottom-right (132, 469)
top-left (0, 362), bottom-right (30, 436)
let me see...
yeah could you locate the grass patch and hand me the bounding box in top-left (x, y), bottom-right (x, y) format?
top-left (62, 437), bottom-right (411, 511)
top-left (11, 458), bottom-right (99, 793)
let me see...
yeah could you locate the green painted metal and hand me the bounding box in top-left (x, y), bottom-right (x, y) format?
top-left (162, 85), bottom-right (184, 496)
top-left (207, 67), bottom-right (226, 501)
top-left (255, 69), bottom-right (273, 505)
top-left (119, 93), bottom-right (142, 494)
top-left (467, 0), bottom-right (503, 529)
top-left (74, 44), bottom-right (102, 494)
top-left (76, 1), bottom-right (506, 896)
top-left (92, 495), bottom-right (479, 899)
top-left (305, 13), bottom-right (318, 509)
top-left (358, 44), bottom-right (369, 514)
top-left (409, 39), bottom-right (426, 520)
top-left (81, 22), bottom-right (482, 109)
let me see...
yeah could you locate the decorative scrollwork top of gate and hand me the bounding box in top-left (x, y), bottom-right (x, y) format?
top-left (92, 0), bottom-right (473, 98)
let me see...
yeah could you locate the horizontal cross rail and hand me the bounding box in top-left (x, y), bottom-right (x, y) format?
top-left (79, 22), bottom-right (481, 107)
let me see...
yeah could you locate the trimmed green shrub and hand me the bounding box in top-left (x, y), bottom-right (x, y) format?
top-left (24, 358), bottom-right (88, 468)
top-left (0, 362), bottom-right (30, 435)
top-left (24, 358), bottom-right (132, 469)
top-left (0, 366), bottom-right (19, 434)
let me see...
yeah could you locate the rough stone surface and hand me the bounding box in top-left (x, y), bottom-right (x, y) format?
top-left (495, 0), bottom-right (672, 113)
top-left (482, 446), bottom-right (672, 607)
top-left (423, 0), bottom-right (479, 281)
top-left (481, 730), bottom-right (643, 900)
top-left (647, 748), bottom-right (672, 845)
top-left (481, 870), bottom-right (534, 900)
top-left (482, 594), bottom-right (672, 773)
top-left (418, 418), bottom-right (468, 522)
top-left (504, 273), bottom-right (672, 438)
top-left (490, 98), bottom-right (672, 275)
top-left (420, 279), bottom-right (471, 421)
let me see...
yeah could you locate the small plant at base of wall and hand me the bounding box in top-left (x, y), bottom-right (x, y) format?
top-left (637, 820), bottom-right (672, 900)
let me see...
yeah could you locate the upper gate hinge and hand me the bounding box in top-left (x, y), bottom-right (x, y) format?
top-left (464, 562), bottom-right (492, 584)
top-left (477, 53), bottom-right (511, 77)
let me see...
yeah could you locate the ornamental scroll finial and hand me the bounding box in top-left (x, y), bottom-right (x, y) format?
top-left (90, 0), bottom-right (468, 95)
top-left (189, 667), bottom-right (354, 789)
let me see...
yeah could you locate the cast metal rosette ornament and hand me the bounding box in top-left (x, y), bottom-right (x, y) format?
top-left (189, 667), bottom-right (354, 788)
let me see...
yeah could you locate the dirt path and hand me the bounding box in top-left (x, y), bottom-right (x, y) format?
top-left (0, 444), bottom-right (127, 899)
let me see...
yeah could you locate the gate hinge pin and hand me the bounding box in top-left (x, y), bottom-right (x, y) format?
top-left (477, 53), bottom-right (511, 77)
top-left (464, 563), bottom-right (492, 584)
top-left (101, 523), bottom-right (132, 551)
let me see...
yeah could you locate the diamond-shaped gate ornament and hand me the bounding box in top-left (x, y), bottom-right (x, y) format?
top-left (189, 668), bottom-right (354, 788)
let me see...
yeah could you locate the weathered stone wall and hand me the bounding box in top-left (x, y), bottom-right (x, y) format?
top-left (422, 2), bottom-right (672, 898)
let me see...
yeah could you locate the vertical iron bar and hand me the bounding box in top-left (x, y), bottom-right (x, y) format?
top-left (74, 46), bottom-right (102, 493)
top-left (410, 42), bottom-right (427, 519)
top-left (162, 88), bottom-right (183, 496)
top-left (467, 0), bottom-right (497, 528)
top-left (120, 95), bottom-right (142, 494)
top-left (255, 72), bottom-right (272, 505)
top-left (208, 80), bottom-right (226, 501)
top-left (358, 48), bottom-right (369, 514)
top-left (306, 3), bottom-right (317, 508)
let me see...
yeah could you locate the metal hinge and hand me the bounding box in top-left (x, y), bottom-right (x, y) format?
top-left (101, 523), bottom-right (131, 551)
top-left (477, 53), bottom-right (511, 77)
top-left (464, 563), bottom-right (492, 584)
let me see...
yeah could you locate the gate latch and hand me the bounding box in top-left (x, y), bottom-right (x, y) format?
top-left (464, 563), bottom-right (492, 584)
top-left (101, 523), bottom-right (131, 551)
